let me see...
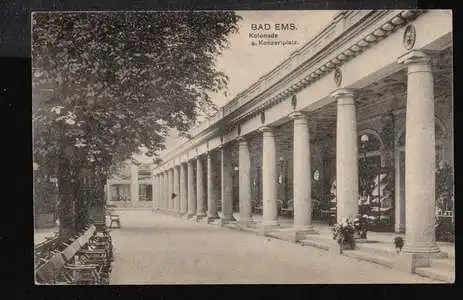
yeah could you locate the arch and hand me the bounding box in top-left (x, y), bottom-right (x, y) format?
top-left (395, 115), bottom-right (447, 148)
top-left (358, 128), bottom-right (383, 152)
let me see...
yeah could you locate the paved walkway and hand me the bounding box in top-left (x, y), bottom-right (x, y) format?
top-left (109, 210), bottom-right (438, 284)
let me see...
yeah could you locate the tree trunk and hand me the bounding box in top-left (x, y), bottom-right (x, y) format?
top-left (81, 171), bottom-right (106, 228)
top-left (57, 158), bottom-right (78, 241)
top-left (74, 175), bottom-right (89, 233)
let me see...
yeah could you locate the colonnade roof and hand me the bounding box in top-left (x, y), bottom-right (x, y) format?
top-left (156, 9), bottom-right (432, 170)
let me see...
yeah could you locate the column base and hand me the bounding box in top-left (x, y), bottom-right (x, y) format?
top-left (289, 226), bottom-right (319, 242)
top-left (187, 212), bottom-right (196, 219)
top-left (207, 212), bottom-right (219, 219)
top-left (260, 223), bottom-right (280, 236)
top-left (394, 223), bottom-right (405, 233)
top-left (393, 252), bottom-right (445, 273)
top-left (238, 219), bottom-right (256, 229)
top-left (218, 216), bottom-right (237, 227)
top-left (403, 242), bottom-right (441, 254)
top-left (205, 215), bottom-right (219, 224)
top-left (191, 215), bottom-right (202, 223)
top-left (221, 215), bottom-right (236, 222)
top-left (196, 212), bottom-right (207, 218)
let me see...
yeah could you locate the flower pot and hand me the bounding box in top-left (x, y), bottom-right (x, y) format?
top-left (338, 240), bottom-right (355, 253)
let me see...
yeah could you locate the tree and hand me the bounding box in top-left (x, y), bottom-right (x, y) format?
top-left (32, 12), bottom-right (240, 239)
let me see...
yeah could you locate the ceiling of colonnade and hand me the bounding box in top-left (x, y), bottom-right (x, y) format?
top-left (159, 48), bottom-right (452, 160)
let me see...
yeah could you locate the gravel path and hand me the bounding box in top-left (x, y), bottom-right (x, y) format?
top-left (109, 210), bottom-right (438, 284)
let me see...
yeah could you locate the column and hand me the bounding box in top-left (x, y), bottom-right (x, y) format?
top-left (187, 160), bottom-right (197, 218)
top-left (180, 162), bottom-right (188, 215)
top-left (398, 50), bottom-right (439, 254)
top-left (157, 174), bottom-right (161, 210)
top-left (207, 151), bottom-right (219, 220)
top-left (152, 174), bottom-right (157, 210)
top-left (221, 146), bottom-right (236, 222)
top-left (290, 112), bottom-right (316, 233)
top-left (168, 168), bottom-right (174, 211)
top-left (157, 173), bottom-right (161, 210)
top-left (173, 165), bottom-right (180, 213)
top-left (238, 136), bottom-right (253, 226)
top-left (163, 171), bottom-right (169, 211)
top-left (196, 156), bottom-right (206, 218)
top-left (260, 126), bottom-right (279, 227)
top-left (130, 163), bottom-right (139, 205)
top-left (332, 88), bottom-right (358, 223)
top-left (159, 173), bottom-right (163, 210)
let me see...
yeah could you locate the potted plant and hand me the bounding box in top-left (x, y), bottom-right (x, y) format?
top-left (353, 214), bottom-right (368, 239)
top-left (393, 236), bottom-right (404, 253)
top-left (332, 218), bottom-right (356, 253)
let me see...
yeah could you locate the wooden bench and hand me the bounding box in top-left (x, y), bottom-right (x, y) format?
top-left (35, 236), bottom-right (60, 268)
top-left (35, 225), bottom-right (110, 285)
top-left (35, 252), bottom-right (67, 284)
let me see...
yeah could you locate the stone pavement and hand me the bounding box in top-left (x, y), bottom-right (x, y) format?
top-left (108, 210), bottom-right (438, 284)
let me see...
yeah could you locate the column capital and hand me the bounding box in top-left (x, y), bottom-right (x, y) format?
top-left (236, 135), bottom-right (248, 142)
top-left (288, 111), bottom-right (308, 121)
top-left (259, 125), bottom-right (273, 133)
top-left (330, 88), bottom-right (355, 100)
top-left (237, 136), bottom-right (249, 149)
top-left (397, 50), bottom-right (431, 66)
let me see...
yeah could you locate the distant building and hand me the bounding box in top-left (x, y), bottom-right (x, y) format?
top-left (105, 157), bottom-right (155, 208)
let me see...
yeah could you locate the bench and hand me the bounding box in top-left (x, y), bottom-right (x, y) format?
top-left (280, 208), bottom-right (293, 217)
top-left (35, 224), bottom-right (112, 285)
top-left (280, 200), bottom-right (294, 217)
top-left (35, 236), bottom-right (60, 268)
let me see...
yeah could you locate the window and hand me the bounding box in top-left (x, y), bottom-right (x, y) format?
top-left (139, 184), bottom-right (153, 201)
top-left (110, 184), bottom-right (131, 201)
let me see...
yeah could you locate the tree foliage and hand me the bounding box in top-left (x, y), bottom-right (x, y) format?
top-left (32, 11), bottom-right (240, 237)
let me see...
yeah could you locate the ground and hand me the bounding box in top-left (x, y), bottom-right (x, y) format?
top-left (107, 210), bottom-right (438, 284)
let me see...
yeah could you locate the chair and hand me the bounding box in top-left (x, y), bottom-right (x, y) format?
top-left (109, 215), bottom-right (121, 229)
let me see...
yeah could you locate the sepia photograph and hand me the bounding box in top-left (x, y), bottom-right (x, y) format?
top-left (32, 9), bottom-right (454, 285)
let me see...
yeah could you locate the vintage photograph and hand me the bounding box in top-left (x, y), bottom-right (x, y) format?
top-left (32, 10), bottom-right (454, 284)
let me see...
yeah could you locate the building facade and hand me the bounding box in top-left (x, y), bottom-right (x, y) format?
top-left (153, 10), bottom-right (453, 261)
top-left (105, 159), bottom-right (155, 208)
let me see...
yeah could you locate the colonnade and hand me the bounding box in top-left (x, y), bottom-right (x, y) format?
top-left (153, 50), bottom-right (440, 254)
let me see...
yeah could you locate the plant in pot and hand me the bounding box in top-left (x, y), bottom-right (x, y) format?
top-left (353, 214), bottom-right (368, 239)
top-left (393, 236), bottom-right (404, 253)
top-left (332, 218), bottom-right (356, 254)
